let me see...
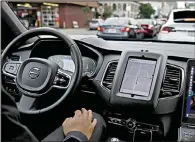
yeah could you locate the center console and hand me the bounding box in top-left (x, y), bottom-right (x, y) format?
top-left (105, 51), bottom-right (167, 141)
top-left (106, 113), bottom-right (161, 141)
top-left (178, 59), bottom-right (195, 141)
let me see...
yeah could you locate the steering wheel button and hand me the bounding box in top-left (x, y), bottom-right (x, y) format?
top-left (4, 63), bottom-right (17, 74)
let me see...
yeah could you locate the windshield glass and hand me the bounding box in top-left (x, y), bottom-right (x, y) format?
top-left (137, 19), bottom-right (152, 25)
top-left (8, 1), bottom-right (195, 43)
top-left (90, 19), bottom-right (99, 23)
top-left (174, 11), bottom-right (195, 23)
top-left (104, 18), bottom-right (129, 25)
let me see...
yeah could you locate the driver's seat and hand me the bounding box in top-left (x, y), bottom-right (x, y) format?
top-left (2, 92), bottom-right (106, 141)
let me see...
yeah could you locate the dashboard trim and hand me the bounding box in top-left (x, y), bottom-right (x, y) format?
top-left (78, 43), bottom-right (103, 78)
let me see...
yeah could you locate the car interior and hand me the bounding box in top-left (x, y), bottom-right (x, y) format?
top-left (1, 2), bottom-right (195, 141)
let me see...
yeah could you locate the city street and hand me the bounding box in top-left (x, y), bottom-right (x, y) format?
top-left (58, 28), bottom-right (158, 40)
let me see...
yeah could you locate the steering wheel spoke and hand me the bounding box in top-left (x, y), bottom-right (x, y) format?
top-left (52, 69), bottom-right (72, 89)
top-left (17, 95), bottom-right (37, 112)
top-left (2, 61), bottom-right (22, 80)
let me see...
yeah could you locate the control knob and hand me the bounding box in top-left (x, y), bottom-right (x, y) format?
top-left (127, 119), bottom-right (136, 129)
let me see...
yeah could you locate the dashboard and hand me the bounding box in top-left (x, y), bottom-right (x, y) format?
top-left (2, 36), bottom-right (195, 140)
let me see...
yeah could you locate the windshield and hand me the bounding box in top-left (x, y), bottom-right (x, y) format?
top-left (8, 1), bottom-right (195, 43)
top-left (104, 18), bottom-right (129, 25)
top-left (174, 11), bottom-right (195, 23)
top-left (137, 19), bottom-right (152, 25)
top-left (90, 20), bottom-right (99, 23)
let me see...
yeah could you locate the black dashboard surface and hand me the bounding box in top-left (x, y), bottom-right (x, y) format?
top-left (3, 36), bottom-right (195, 140)
top-left (6, 37), bottom-right (195, 114)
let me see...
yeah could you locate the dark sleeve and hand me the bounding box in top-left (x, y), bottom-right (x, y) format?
top-left (63, 131), bottom-right (88, 141)
top-left (2, 92), bottom-right (38, 142)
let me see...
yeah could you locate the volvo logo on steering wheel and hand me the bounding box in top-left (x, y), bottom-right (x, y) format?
top-left (29, 67), bottom-right (41, 79)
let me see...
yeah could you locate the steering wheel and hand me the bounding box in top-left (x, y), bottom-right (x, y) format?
top-left (1, 27), bottom-right (83, 114)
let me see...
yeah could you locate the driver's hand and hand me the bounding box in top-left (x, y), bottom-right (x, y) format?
top-left (62, 108), bottom-right (97, 140)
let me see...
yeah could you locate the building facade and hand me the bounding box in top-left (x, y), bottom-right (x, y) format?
top-left (8, 1), bottom-right (98, 28)
top-left (98, 0), bottom-right (140, 18)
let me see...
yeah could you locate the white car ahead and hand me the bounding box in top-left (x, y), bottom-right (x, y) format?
top-left (89, 19), bottom-right (104, 30)
top-left (158, 9), bottom-right (195, 42)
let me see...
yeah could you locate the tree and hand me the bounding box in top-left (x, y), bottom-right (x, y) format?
top-left (103, 5), bottom-right (112, 19)
top-left (139, 3), bottom-right (155, 19)
top-left (81, 6), bottom-right (91, 26)
top-left (94, 10), bottom-right (101, 18)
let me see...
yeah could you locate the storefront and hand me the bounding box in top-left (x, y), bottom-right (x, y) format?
top-left (8, 1), bottom-right (98, 28)
top-left (8, 2), bottom-right (59, 28)
top-left (8, 3), bottom-right (40, 28)
top-left (41, 3), bottom-right (59, 28)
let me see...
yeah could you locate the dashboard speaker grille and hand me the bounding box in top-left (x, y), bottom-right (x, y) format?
top-left (102, 61), bottom-right (118, 90)
top-left (160, 64), bottom-right (183, 98)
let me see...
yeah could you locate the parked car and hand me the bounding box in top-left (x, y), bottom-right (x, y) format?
top-left (137, 19), bottom-right (159, 37)
top-left (89, 19), bottom-right (104, 30)
top-left (158, 9), bottom-right (195, 42)
top-left (97, 17), bottom-right (146, 39)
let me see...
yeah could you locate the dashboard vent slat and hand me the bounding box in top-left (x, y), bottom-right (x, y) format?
top-left (160, 65), bottom-right (183, 98)
top-left (102, 61), bottom-right (118, 90)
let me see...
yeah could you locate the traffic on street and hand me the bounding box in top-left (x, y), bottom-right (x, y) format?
top-left (59, 28), bottom-right (158, 40)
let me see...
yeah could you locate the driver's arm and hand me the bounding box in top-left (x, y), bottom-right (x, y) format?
top-left (62, 108), bottom-right (97, 141)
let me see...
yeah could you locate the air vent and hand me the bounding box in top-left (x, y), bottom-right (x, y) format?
top-left (160, 65), bottom-right (183, 98)
top-left (10, 55), bottom-right (20, 61)
top-left (102, 61), bottom-right (118, 90)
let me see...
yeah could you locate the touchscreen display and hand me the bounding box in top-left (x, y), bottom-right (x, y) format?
top-left (120, 58), bottom-right (156, 97)
top-left (185, 66), bottom-right (195, 118)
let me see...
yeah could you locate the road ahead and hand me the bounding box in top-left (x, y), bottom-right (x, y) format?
top-left (58, 28), bottom-right (158, 40)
